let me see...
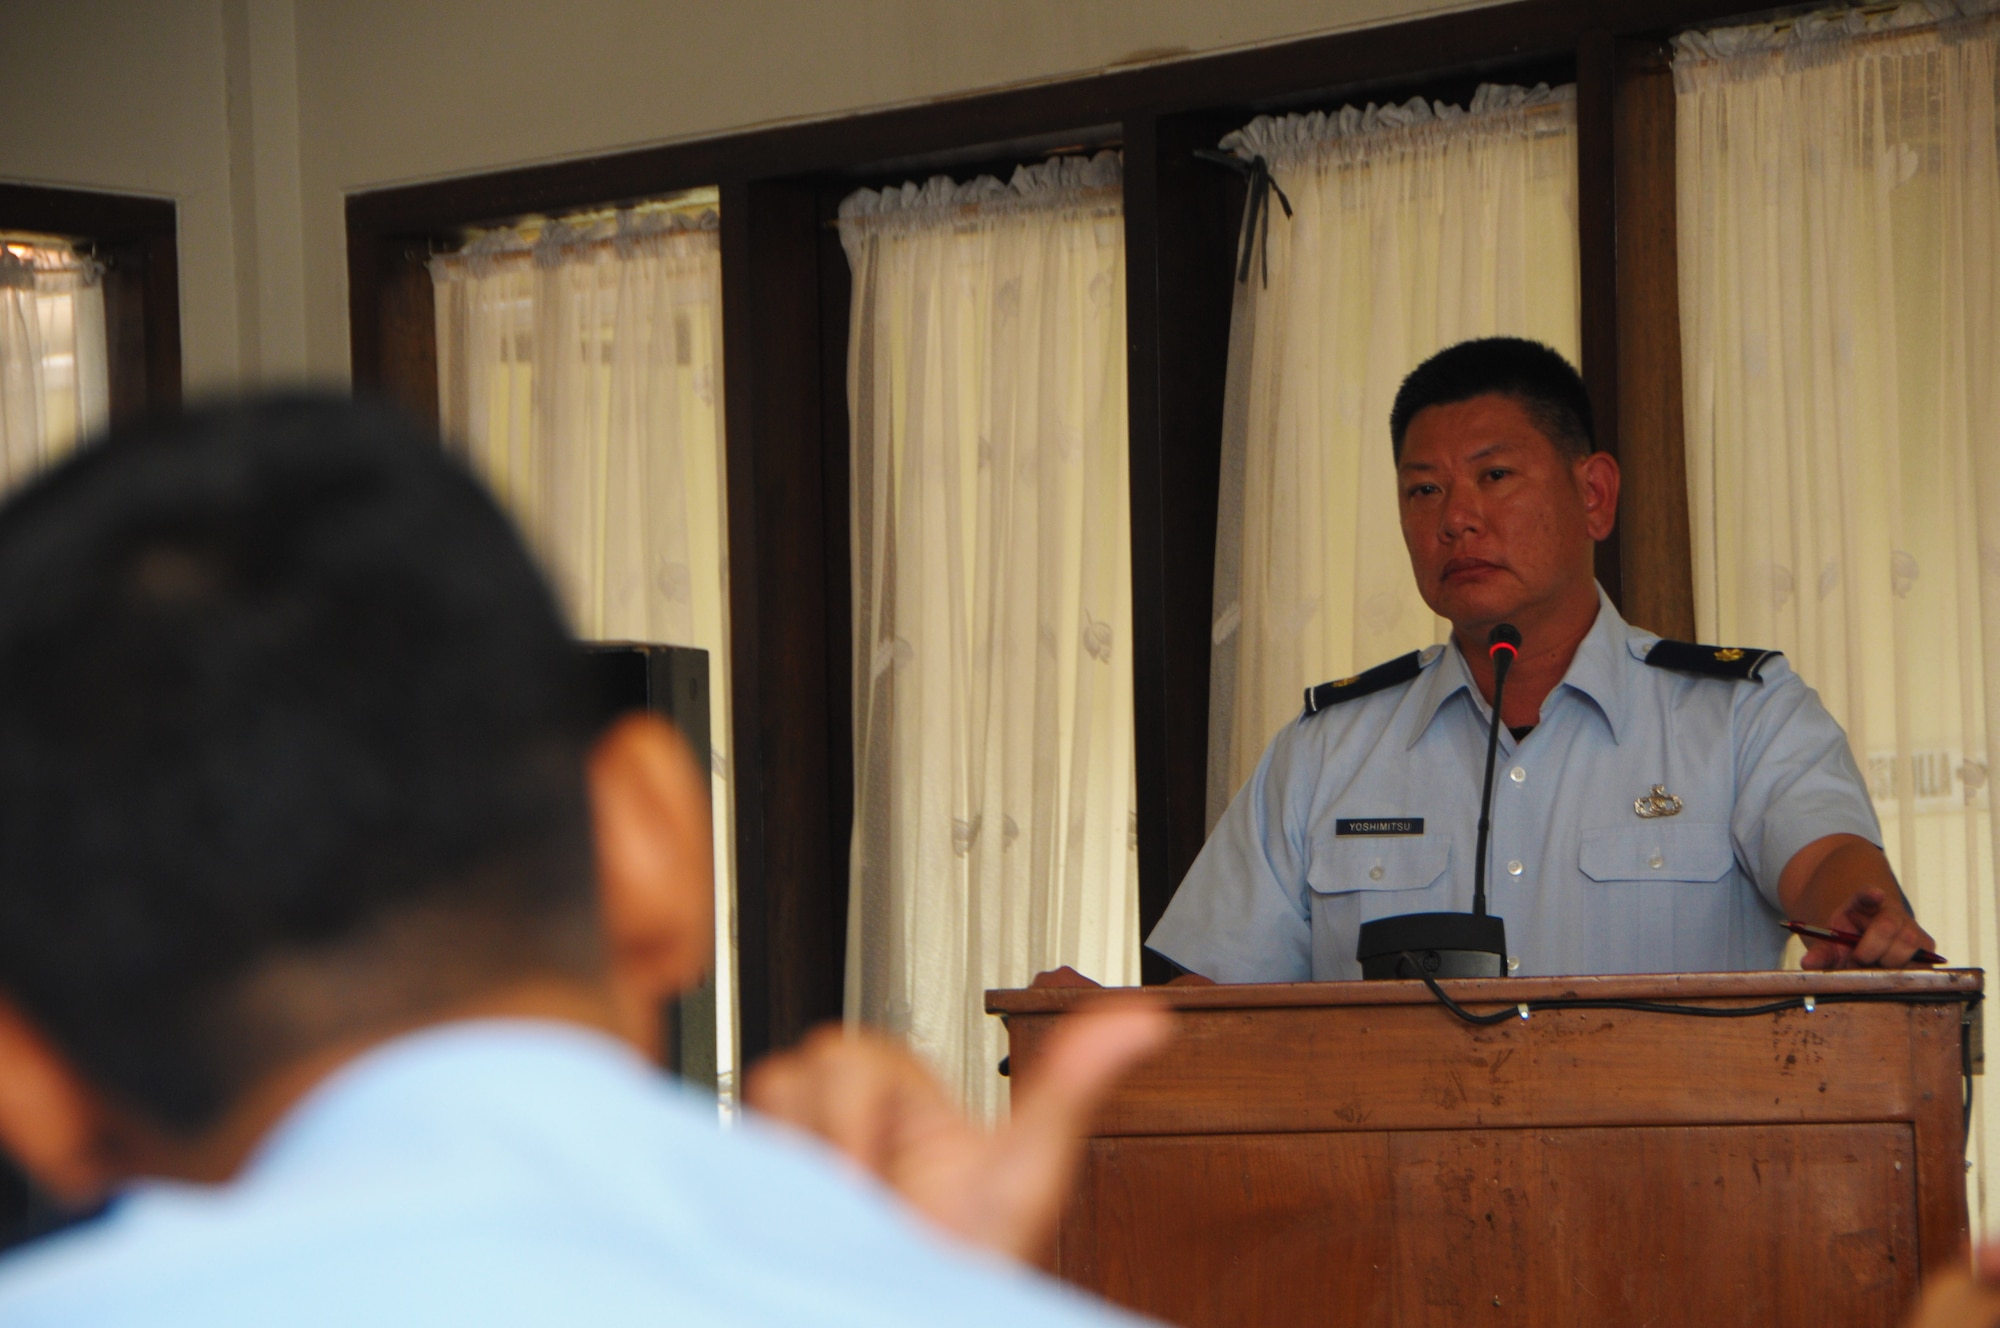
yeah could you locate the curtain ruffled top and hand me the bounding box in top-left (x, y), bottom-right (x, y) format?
top-left (430, 204), bottom-right (718, 280)
top-left (1674, 0), bottom-right (2000, 84)
top-left (837, 150), bottom-right (1122, 237)
top-left (0, 242), bottom-right (102, 291)
top-left (1220, 83), bottom-right (1574, 168)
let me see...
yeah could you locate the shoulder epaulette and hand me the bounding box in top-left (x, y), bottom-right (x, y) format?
top-left (1643, 639), bottom-right (1781, 682)
top-left (1302, 650), bottom-right (1423, 718)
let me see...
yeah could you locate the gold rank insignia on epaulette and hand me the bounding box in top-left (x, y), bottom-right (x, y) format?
top-left (1302, 650), bottom-right (1424, 718)
top-left (1643, 639), bottom-right (1782, 681)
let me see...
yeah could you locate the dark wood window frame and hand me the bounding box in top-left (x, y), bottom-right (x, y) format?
top-left (0, 183), bottom-right (182, 425)
top-left (0, 180), bottom-right (181, 1252)
top-left (350, 0), bottom-right (1745, 1061)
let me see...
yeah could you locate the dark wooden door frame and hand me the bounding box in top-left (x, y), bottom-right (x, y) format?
top-left (349, 0), bottom-right (1745, 1055)
top-left (0, 180), bottom-right (183, 1252)
top-left (0, 183), bottom-right (182, 424)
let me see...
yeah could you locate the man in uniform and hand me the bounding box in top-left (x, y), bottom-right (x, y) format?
top-left (1148, 337), bottom-right (1937, 982)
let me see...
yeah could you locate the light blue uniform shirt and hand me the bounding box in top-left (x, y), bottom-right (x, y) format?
top-left (1148, 590), bottom-right (1880, 982)
top-left (0, 1021), bottom-right (1153, 1327)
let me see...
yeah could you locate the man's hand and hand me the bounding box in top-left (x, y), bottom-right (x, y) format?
top-left (744, 996), bottom-right (1170, 1263)
top-left (1904, 1244), bottom-right (2000, 1328)
top-left (1802, 885), bottom-right (1940, 970)
top-left (1778, 834), bottom-right (1939, 969)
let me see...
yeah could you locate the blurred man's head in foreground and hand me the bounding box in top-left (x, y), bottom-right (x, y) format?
top-left (0, 396), bottom-right (711, 1202)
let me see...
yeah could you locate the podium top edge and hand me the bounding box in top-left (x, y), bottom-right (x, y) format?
top-left (984, 968), bottom-right (1985, 1015)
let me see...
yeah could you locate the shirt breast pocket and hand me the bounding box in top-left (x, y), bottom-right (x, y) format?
top-left (1308, 836), bottom-right (1452, 898)
top-left (1578, 821), bottom-right (1734, 884)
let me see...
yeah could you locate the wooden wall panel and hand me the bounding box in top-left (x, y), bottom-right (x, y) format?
top-left (1577, 29), bottom-right (1626, 610)
top-left (719, 180), bottom-right (848, 1062)
top-left (1611, 42), bottom-right (1697, 640)
top-left (1123, 111), bottom-right (1248, 972)
top-left (101, 247), bottom-right (157, 425)
top-left (344, 225), bottom-right (441, 425)
top-left (1066, 1124), bottom-right (1918, 1328)
top-left (375, 244), bottom-right (438, 427)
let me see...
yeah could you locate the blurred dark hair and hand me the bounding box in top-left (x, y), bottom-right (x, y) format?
top-left (0, 396), bottom-right (597, 1130)
top-left (1389, 337), bottom-right (1596, 461)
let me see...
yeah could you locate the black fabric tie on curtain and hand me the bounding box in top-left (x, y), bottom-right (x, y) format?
top-left (1194, 149), bottom-right (1293, 287)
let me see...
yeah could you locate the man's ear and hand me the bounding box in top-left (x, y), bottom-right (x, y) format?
top-left (1576, 450), bottom-right (1621, 542)
top-left (587, 713), bottom-right (715, 1055)
top-left (0, 999), bottom-right (121, 1207)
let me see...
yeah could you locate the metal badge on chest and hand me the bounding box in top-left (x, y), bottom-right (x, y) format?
top-left (1634, 785), bottom-right (1683, 818)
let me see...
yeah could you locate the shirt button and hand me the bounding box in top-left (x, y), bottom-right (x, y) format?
top-left (1368, 865), bottom-right (1384, 881)
top-left (1648, 853), bottom-right (1666, 869)
top-left (1508, 766), bottom-right (1526, 784)
top-left (1506, 859), bottom-right (1524, 876)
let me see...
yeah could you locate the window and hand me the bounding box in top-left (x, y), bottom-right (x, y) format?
top-left (430, 189), bottom-right (742, 1107)
top-left (1203, 85), bottom-right (1582, 824)
top-left (0, 187), bottom-right (178, 1252)
top-left (346, 0), bottom-right (1841, 1065)
top-left (0, 237), bottom-right (108, 484)
top-left (1674, 3), bottom-right (2000, 1233)
top-left (0, 183), bottom-right (180, 433)
top-left (839, 154), bottom-right (1138, 1118)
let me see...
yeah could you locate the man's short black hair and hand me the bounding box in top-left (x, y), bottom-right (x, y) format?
top-left (1389, 337), bottom-right (1596, 461)
top-left (0, 396), bottom-right (599, 1131)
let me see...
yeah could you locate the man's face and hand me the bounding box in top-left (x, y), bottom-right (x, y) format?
top-left (1396, 393), bottom-right (1615, 634)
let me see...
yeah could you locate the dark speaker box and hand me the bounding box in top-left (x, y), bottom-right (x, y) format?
top-left (577, 642), bottom-right (719, 1092)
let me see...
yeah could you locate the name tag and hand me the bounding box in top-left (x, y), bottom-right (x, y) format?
top-left (1336, 818), bottom-right (1425, 837)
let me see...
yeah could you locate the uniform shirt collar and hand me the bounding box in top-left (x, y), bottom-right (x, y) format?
top-left (1560, 584), bottom-right (1634, 743)
top-left (1407, 583), bottom-right (1633, 748)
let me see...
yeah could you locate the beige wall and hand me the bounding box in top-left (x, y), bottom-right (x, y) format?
top-left (0, 0), bottom-right (242, 392)
top-left (2, 0), bottom-right (1493, 391)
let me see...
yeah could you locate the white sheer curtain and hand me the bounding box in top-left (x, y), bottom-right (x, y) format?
top-left (1675, 1), bottom-right (2000, 1235)
top-left (840, 153), bottom-right (1138, 1120)
top-left (430, 203), bottom-right (740, 1101)
top-left (1206, 86), bottom-right (1581, 827)
top-left (0, 241), bottom-right (108, 486)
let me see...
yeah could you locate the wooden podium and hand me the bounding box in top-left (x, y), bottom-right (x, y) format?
top-left (989, 970), bottom-right (1983, 1328)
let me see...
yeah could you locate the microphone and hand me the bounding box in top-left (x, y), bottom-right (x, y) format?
top-left (1473, 623), bottom-right (1521, 919)
top-left (1354, 623), bottom-right (1517, 981)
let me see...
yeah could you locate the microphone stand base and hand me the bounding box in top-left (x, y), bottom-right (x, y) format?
top-left (1356, 912), bottom-right (1508, 980)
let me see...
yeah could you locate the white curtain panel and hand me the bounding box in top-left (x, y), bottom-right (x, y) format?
top-left (430, 211), bottom-right (740, 1098)
top-left (0, 242), bottom-right (108, 486)
top-left (1205, 86), bottom-right (1581, 829)
top-left (839, 152), bottom-right (1138, 1120)
top-left (1675, 1), bottom-right (2000, 1234)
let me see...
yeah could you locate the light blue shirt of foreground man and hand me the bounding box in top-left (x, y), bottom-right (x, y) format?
top-left (1150, 337), bottom-right (1939, 984)
top-left (0, 1022), bottom-right (1149, 1327)
top-left (0, 396), bottom-right (1163, 1327)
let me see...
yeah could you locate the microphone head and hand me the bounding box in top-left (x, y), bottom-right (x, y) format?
top-left (1487, 623), bottom-right (1522, 658)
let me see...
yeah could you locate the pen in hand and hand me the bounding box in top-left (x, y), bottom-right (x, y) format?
top-left (1783, 920), bottom-right (1946, 966)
